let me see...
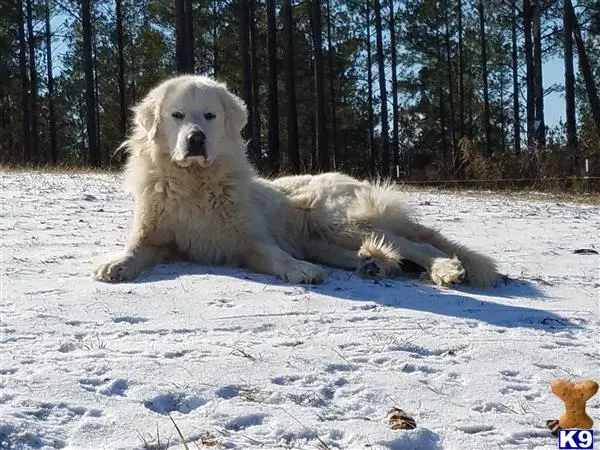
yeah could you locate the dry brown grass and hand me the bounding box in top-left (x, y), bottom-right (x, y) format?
top-left (0, 163), bottom-right (122, 174)
top-left (403, 138), bottom-right (600, 196)
top-left (397, 182), bottom-right (600, 205)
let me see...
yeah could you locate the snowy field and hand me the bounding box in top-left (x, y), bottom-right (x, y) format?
top-left (1, 170), bottom-right (599, 450)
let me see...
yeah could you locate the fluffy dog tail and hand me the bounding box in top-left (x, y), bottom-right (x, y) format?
top-left (351, 181), bottom-right (500, 288)
top-left (349, 178), bottom-right (413, 226)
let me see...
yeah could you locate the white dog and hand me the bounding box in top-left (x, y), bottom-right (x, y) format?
top-left (92, 75), bottom-right (500, 288)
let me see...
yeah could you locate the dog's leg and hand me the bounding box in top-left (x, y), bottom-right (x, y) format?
top-left (92, 203), bottom-right (176, 282)
top-left (303, 239), bottom-right (391, 280)
top-left (92, 244), bottom-right (174, 282)
top-left (303, 240), bottom-right (361, 270)
top-left (400, 224), bottom-right (500, 288)
top-left (366, 233), bottom-right (466, 287)
top-left (243, 242), bottom-right (327, 284)
top-left (303, 238), bottom-right (409, 280)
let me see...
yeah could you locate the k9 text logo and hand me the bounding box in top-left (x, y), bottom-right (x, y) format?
top-left (558, 429), bottom-right (594, 449)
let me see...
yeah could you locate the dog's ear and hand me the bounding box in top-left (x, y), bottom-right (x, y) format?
top-left (218, 85), bottom-right (248, 139)
top-left (131, 88), bottom-right (162, 140)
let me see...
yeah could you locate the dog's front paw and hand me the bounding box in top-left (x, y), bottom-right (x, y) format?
top-left (429, 257), bottom-right (465, 287)
top-left (92, 256), bottom-right (138, 282)
top-left (284, 261), bottom-right (327, 284)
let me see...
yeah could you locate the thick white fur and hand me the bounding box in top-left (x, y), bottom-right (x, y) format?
top-left (92, 75), bottom-right (500, 288)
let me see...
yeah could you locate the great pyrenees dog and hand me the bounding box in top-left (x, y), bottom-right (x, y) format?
top-left (92, 75), bottom-right (500, 288)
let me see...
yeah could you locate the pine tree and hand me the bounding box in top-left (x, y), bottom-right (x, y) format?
top-left (311, 0), bottom-right (330, 171)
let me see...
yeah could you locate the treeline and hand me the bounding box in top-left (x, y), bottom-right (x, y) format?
top-left (1, 0), bottom-right (599, 187)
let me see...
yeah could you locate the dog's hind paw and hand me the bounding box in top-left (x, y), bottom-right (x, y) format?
top-left (283, 261), bottom-right (326, 284)
top-left (357, 257), bottom-right (384, 279)
top-left (429, 257), bottom-right (465, 287)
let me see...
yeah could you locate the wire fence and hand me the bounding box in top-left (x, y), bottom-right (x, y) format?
top-left (396, 176), bottom-right (600, 184)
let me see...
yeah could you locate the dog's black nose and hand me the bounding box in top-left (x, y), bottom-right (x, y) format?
top-left (187, 130), bottom-right (206, 157)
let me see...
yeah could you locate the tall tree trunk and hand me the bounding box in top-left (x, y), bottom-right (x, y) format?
top-left (93, 27), bottom-right (101, 162)
top-left (184, 0), bottom-right (194, 71)
top-left (366, 0), bottom-right (375, 175)
top-left (326, 0), bottom-right (337, 169)
top-left (282, 0), bottom-right (300, 172)
top-left (249, 0), bottom-right (261, 165)
top-left (399, 106), bottom-right (405, 170)
top-left (567, 0), bottom-right (600, 139)
top-left (175, 0), bottom-right (186, 73)
top-left (116, 0), bottom-right (126, 143)
top-left (45, 0), bottom-right (57, 164)
top-left (444, 0), bottom-right (456, 167)
top-left (532, 2), bottom-right (545, 146)
top-left (500, 70), bottom-right (506, 153)
top-left (374, 0), bottom-right (389, 176)
top-left (82, 0), bottom-right (98, 166)
top-left (437, 31), bottom-right (447, 162)
top-left (130, 35), bottom-right (137, 103)
top-left (26, 0), bottom-right (38, 163)
top-left (511, 0), bottom-right (521, 155)
top-left (212, 0), bottom-right (219, 76)
top-left (266, 0), bottom-right (279, 173)
top-left (439, 85), bottom-right (447, 163)
top-left (17, 0), bottom-right (30, 162)
top-left (389, 0), bottom-right (399, 176)
top-left (78, 111), bottom-right (85, 160)
top-left (239, 0), bottom-right (257, 163)
top-left (563, 0), bottom-right (576, 152)
top-left (457, 0), bottom-right (464, 140)
top-left (478, 0), bottom-right (491, 156)
top-left (310, 115), bottom-right (316, 171)
top-left (311, 0), bottom-right (330, 172)
top-left (0, 54), bottom-right (8, 161)
top-left (468, 59), bottom-right (473, 139)
top-left (523, 0), bottom-right (535, 147)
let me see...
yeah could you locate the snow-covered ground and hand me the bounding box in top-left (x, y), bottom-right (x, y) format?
top-left (1, 170), bottom-right (598, 450)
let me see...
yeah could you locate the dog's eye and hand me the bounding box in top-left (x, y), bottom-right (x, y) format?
top-left (172, 111), bottom-right (185, 120)
top-left (204, 112), bottom-right (216, 120)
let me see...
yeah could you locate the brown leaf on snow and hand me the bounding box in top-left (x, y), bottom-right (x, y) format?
top-left (388, 407), bottom-right (417, 430)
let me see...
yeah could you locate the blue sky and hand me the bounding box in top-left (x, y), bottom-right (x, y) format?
top-left (543, 57), bottom-right (567, 128)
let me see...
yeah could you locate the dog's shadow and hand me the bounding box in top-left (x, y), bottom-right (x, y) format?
top-left (127, 261), bottom-right (581, 332)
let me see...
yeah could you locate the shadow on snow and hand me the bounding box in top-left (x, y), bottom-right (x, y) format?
top-left (116, 260), bottom-right (580, 332)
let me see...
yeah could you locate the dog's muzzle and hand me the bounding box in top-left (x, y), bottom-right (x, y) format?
top-left (186, 130), bottom-right (206, 157)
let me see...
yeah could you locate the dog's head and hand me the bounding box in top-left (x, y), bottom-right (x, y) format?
top-left (131, 75), bottom-right (248, 167)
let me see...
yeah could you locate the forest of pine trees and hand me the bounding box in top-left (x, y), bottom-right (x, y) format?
top-left (1, 0), bottom-right (599, 188)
